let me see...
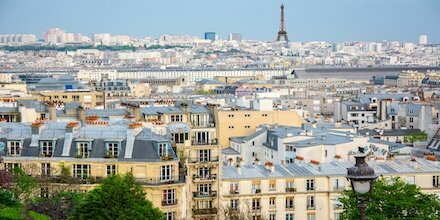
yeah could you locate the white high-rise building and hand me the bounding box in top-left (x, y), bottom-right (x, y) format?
top-left (44, 28), bottom-right (90, 44)
top-left (0, 34), bottom-right (36, 45)
top-left (419, 35), bottom-right (428, 45)
top-left (228, 33), bottom-right (242, 42)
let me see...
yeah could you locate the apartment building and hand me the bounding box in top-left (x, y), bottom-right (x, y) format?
top-left (139, 102), bottom-right (221, 220)
top-left (224, 124), bottom-right (409, 166)
top-left (0, 121), bottom-right (185, 220)
top-left (220, 158), bottom-right (440, 220)
top-left (215, 106), bottom-right (304, 148)
top-left (38, 90), bottom-right (104, 109)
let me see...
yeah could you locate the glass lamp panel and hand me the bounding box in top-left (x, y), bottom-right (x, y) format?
top-left (352, 180), bottom-right (370, 194)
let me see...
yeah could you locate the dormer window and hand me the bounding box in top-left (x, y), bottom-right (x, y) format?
top-left (158, 143), bottom-right (168, 157)
top-left (40, 141), bottom-right (54, 157)
top-left (106, 142), bottom-right (119, 158)
top-left (7, 140), bottom-right (21, 156)
top-left (76, 142), bottom-right (91, 158)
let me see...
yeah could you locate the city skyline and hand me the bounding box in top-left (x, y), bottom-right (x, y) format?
top-left (1, 0), bottom-right (439, 43)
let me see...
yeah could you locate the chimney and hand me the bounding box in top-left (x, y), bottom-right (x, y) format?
top-left (62, 122), bottom-right (80, 156)
top-left (236, 164), bottom-right (242, 175)
top-left (47, 103), bottom-right (57, 121)
top-left (124, 124), bottom-right (143, 159)
top-left (77, 106), bottom-right (86, 122)
top-left (30, 122), bottom-right (44, 147)
top-left (132, 104), bottom-right (142, 121)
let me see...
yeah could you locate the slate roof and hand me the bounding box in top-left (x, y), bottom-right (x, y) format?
top-left (0, 122), bottom-right (177, 162)
top-left (222, 158), bottom-right (440, 180)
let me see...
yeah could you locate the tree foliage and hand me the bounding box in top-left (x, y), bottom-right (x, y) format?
top-left (72, 173), bottom-right (163, 220)
top-left (340, 177), bottom-right (440, 220)
top-left (27, 192), bottom-right (84, 220)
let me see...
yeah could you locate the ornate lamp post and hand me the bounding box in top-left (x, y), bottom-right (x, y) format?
top-left (346, 154), bottom-right (378, 220)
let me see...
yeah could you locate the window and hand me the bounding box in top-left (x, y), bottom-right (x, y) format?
top-left (106, 142), bottom-right (119, 157)
top-left (334, 213), bottom-right (341, 220)
top-left (410, 117), bottom-right (414, 123)
top-left (197, 183), bottom-right (212, 195)
top-left (160, 165), bottom-right (174, 181)
top-left (7, 141), bottom-right (21, 156)
top-left (230, 199), bottom-right (239, 210)
top-left (158, 143), bottom-right (168, 157)
top-left (245, 125), bottom-right (250, 128)
top-left (106, 165), bottom-right (116, 176)
top-left (198, 167), bottom-right (211, 178)
top-left (170, 115), bottom-right (182, 122)
top-left (62, 95), bottom-right (67, 99)
top-left (433, 176), bottom-right (440, 187)
top-left (73, 164), bottom-right (90, 179)
top-left (199, 149), bottom-right (211, 162)
top-left (286, 214), bottom-right (294, 220)
top-left (334, 178), bottom-right (345, 190)
top-left (5, 163), bottom-right (20, 171)
top-left (40, 141), bottom-right (54, 157)
top-left (162, 189), bottom-right (176, 205)
top-left (252, 182), bottom-right (261, 194)
top-left (230, 182), bottom-right (239, 194)
top-left (41, 163), bottom-right (51, 176)
top-left (252, 198), bottom-right (260, 210)
top-left (307, 213), bottom-right (316, 220)
top-left (306, 179), bottom-right (315, 191)
top-left (269, 214), bottom-right (276, 220)
top-left (229, 126), bottom-right (234, 129)
top-left (269, 180), bottom-right (276, 191)
top-left (228, 114), bottom-right (234, 118)
top-left (164, 212), bottom-right (175, 220)
top-left (72, 95), bottom-right (80, 101)
top-left (76, 142), bottom-right (90, 158)
top-left (286, 181), bottom-right (295, 192)
top-left (286, 197), bottom-right (294, 209)
top-left (245, 114), bottom-right (250, 117)
top-left (269, 197), bottom-right (276, 206)
top-left (262, 114), bottom-right (268, 117)
top-left (286, 145), bottom-right (294, 151)
top-left (307, 196), bottom-right (315, 209)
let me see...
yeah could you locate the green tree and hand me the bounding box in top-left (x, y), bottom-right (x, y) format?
top-left (10, 167), bottom-right (37, 202)
top-left (72, 173), bottom-right (163, 220)
top-left (340, 177), bottom-right (440, 220)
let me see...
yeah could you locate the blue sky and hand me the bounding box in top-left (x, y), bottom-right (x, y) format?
top-left (0, 0), bottom-right (439, 43)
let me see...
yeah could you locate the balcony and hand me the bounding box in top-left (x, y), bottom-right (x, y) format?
top-left (252, 206), bottom-right (261, 211)
top-left (188, 156), bottom-right (219, 163)
top-left (251, 189), bottom-right (261, 194)
top-left (192, 174), bottom-right (217, 182)
top-left (191, 122), bottom-right (215, 128)
top-left (193, 191), bottom-right (217, 199)
top-left (139, 175), bottom-right (185, 185)
top-left (191, 138), bottom-right (218, 146)
top-left (285, 205), bottom-right (295, 211)
top-left (192, 208), bottom-right (218, 216)
top-left (285, 187), bottom-right (296, 193)
top-left (306, 187), bottom-right (315, 192)
top-left (307, 206), bottom-right (316, 210)
top-left (230, 189), bottom-right (240, 195)
top-left (162, 199), bottom-right (178, 206)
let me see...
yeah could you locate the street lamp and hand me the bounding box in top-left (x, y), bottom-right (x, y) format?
top-left (346, 154), bottom-right (378, 220)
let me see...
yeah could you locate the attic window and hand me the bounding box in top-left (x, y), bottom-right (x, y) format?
top-left (106, 142), bottom-right (119, 158)
top-left (7, 140), bottom-right (21, 157)
top-left (158, 143), bottom-right (168, 157)
top-left (76, 142), bottom-right (91, 158)
top-left (40, 141), bottom-right (54, 157)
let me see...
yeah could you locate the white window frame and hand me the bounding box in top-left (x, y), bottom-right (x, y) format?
top-left (7, 140), bottom-right (21, 156)
top-left (158, 143), bottom-right (167, 157)
top-left (106, 142), bottom-right (119, 157)
top-left (77, 142), bottom-right (90, 158)
top-left (163, 189), bottom-right (176, 205)
top-left (73, 164), bottom-right (90, 179)
top-left (160, 165), bottom-right (173, 181)
top-left (106, 164), bottom-right (116, 176)
top-left (40, 141), bottom-right (54, 157)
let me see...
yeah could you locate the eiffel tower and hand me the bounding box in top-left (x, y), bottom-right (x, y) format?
top-left (276, 4), bottom-right (289, 42)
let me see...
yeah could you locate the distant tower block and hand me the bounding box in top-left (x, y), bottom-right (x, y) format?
top-left (276, 4), bottom-right (289, 42)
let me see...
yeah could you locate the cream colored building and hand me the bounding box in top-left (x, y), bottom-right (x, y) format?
top-left (38, 90), bottom-right (104, 109)
top-left (220, 158), bottom-right (440, 220)
top-left (0, 121), bottom-right (185, 220)
top-left (215, 106), bottom-right (304, 148)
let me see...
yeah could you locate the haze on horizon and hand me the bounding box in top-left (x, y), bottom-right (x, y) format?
top-left (0, 0), bottom-right (439, 43)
